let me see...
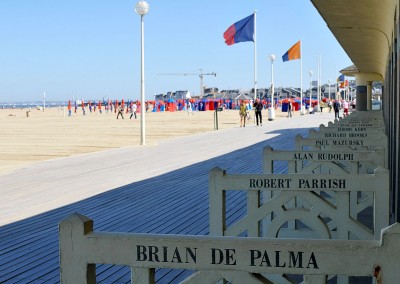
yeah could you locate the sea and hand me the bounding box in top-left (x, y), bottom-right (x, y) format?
top-left (0, 101), bottom-right (67, 109)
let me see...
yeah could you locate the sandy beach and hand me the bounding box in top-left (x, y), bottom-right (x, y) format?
top-left (0, 106), bottom-right (290, 175)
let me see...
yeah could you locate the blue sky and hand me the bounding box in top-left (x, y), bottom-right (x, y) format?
top-left (0, 0), bottom-right (352, 102)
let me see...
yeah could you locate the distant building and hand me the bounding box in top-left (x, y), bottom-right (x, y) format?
top-left (154, 91), bottom-right (191, 100)
top-left (174, 90), bottom-right (191, 99)
top-left (204, 87), bottom-right (218, 94)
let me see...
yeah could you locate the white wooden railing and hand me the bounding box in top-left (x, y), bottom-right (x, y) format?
top-left (59, 213), bottom-right (400, 283)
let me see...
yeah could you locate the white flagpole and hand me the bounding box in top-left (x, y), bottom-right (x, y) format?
top-left (253, 10), bottom-right (257, 101)
top-left (317, 53), bottom-right (320, 111)
top-left (300, 40), bottom-right (303, 114)
top-left (320, 54), bottom-right (322, 103)
top-left (336, 79), bottom-right (339, 100)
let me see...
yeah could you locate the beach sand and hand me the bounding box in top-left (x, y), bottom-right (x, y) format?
top-left (0, 106), bottom-right (289, 175)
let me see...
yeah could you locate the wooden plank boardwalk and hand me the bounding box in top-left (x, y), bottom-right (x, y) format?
top-left (0, 112), bottom-right (334, 283)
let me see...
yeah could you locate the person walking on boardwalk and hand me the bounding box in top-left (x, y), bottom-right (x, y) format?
top-left (253, 99), bottom-right (263, 126)
top-left (333, 100), bottom-right (340, 120)
top-left (342, 100), bottom-right (349, 116)
top-left (328, 100), bottom-right (333, 112)
top-left (319, 99), bottom-right (324, 113)
top-left (239, 101), bottom-right (247, 127)
top-left (116, 104), bottom-right (124, 119)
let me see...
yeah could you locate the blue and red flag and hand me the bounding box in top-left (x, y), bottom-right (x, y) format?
top-left (282, 40), bottom-right (301, 62)
top-left (223, 14), bottom-right (254, 46)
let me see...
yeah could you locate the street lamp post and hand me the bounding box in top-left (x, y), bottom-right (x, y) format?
top-left (328, 79), bottom-right (331, 101)
top-left (135, 0), bottom-right (149, 146)
top-left (268, 54), bottom-right (276, 121)
top-left (309, 70), bottom-right (313, 113)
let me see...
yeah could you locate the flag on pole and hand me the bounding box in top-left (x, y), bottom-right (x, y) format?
top-left (223, 14), bottom-right (255, 46)
top-left (340, 79), bottom-right (349, 88)
top-left (282, 40), bottom-right (301, 62)
top-left (282, 40), bottom-right (303, 111)
top-left (337, 74), bottom-right (345, 82)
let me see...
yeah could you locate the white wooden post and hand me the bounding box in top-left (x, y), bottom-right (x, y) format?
top-left (59, 213), bottom-right (96, 284)
top-left (209, 167), bottom-right (226, 236)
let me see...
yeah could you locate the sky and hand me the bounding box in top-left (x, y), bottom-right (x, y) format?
top-left (0, 0), bottom-right (352, 103)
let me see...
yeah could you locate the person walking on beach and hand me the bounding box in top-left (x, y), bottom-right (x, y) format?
top-left (116, 104), bottom-right (124, 119)
top-left (130, 102), bottom-right (137, 119)
top-left (287, 99), bottom-right (293, 118)
top-left (253, 99), bottom-right (263, 126)
top-left (187, 101), bottom-right (193, 115)
top-left (67, 100), bottom-right (72, 116)
top-left (239, 101), bottom-right (247, 127)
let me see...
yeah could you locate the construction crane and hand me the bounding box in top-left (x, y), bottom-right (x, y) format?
top-left (158, 69), bottom-right (216, 97)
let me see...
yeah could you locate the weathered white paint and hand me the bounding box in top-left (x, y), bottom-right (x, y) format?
top-left (263, 146), bottom-right (385, 173)
top-left (295, 135), bottom-right (387, 149)
top-left (309, 127), bottom-right (385, 139)
top-left (209, 167), bottom-right (389, 241)
top-left (59, 214), bottom-right (400, 283)
top-left (316, 123), bottom-right (384, 133)
top-left (262, 146), bottom-right (385, 234)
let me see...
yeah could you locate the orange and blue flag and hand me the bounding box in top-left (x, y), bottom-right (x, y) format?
top-left (223, 14), bottom-right (254, 46)
top-left (340, 79), bottom-right (349, 88)
top-left (282, 40), bottom-right (301, 62)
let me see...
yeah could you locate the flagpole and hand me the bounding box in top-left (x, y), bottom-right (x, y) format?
top-left (317, 53), bottom-right (320, 111)
top-left (300, 40), bottom-right (304, 114)
top-left (320, 54), bottom-right (322, 104)
top-left (253, 10), bottom-right (257, 101)
top-left (336, 79), bottom-right (339, 100)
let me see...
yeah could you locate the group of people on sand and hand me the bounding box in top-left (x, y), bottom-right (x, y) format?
top-left (239, 97), bottom-right (356, 126)
top-left (116, 103), bottom-right (138, 119)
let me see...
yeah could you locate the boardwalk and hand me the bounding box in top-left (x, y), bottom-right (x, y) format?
top-left (0, 112), bottom-right (333, 283)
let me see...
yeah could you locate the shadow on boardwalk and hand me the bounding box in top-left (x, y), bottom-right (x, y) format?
top-left (0, 127), bottom-right (314, 283)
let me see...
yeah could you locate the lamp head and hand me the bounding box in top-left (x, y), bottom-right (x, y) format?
top-left (269, 54), bottom-right (276, 62)
top-left (135, 1), bottom-right (149, 16)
